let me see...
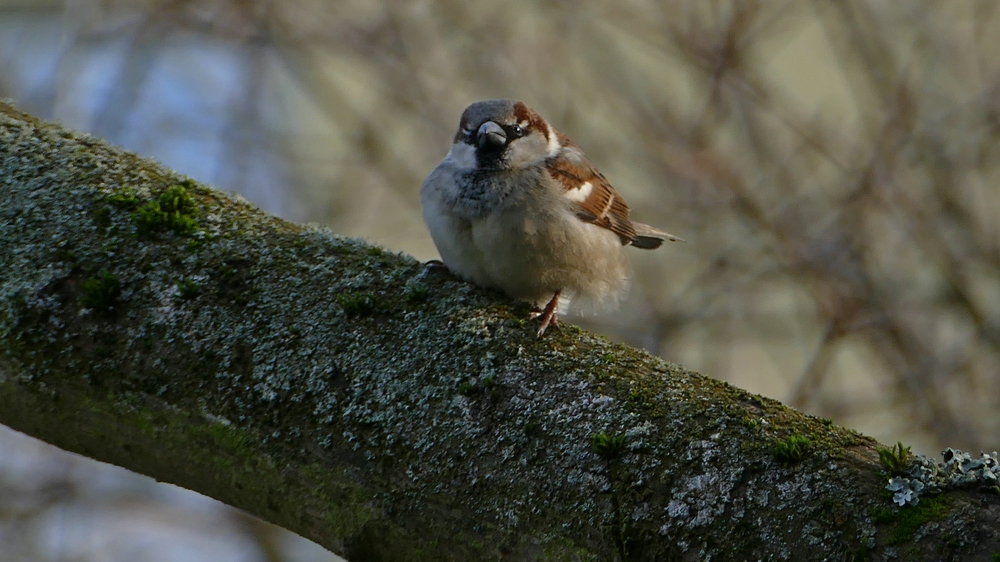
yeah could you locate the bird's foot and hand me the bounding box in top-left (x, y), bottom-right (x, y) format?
top-left (531, 291), bottom-right (561, 337)
top-left (422, 259), bottom-right (449, 275)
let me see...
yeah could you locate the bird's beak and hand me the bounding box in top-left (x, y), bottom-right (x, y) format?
top-left (477, 121), bottom-right (507, 149)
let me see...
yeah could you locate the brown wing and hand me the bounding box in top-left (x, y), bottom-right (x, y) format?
top-left (545, 132), bottom-right (637, 245)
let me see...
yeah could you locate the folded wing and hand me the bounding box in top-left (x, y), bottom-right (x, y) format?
top-left (546, 131), bottom-right (682, 249)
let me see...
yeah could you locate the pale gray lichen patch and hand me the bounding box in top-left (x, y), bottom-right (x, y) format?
top-left (886, 448), bottom-right (1000, 506)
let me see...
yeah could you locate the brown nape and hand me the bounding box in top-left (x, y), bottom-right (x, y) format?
top-left (511, 102), bottom-right (546, 133)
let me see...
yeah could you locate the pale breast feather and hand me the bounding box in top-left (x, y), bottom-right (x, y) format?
top-left (444, 142), bottom-right (477, 170)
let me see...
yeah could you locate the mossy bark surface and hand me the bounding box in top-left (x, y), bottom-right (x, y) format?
top-left (1, 102), bottom-right (998, 561)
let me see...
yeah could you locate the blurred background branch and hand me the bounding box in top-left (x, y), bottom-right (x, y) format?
top-left (2, 0), bottom-right (998, 560)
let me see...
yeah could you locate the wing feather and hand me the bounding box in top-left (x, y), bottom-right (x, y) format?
top-left (545, 132), bottom-right (639, 245)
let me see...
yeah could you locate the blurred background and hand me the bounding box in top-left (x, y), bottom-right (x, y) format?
top-left (2, 0), bottom-right (999, 560)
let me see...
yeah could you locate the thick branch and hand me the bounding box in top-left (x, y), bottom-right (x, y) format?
top-left (0, 102), bottom-right (997, 561)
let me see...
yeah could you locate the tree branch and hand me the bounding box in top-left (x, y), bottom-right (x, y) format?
top-left (1, 102), bottom-right (997, 561)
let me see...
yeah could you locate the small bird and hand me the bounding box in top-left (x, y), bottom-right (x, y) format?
top-left (420, 99), bottom-right (680, 336)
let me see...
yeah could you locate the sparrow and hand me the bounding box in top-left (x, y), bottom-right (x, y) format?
top-left (420, 99), bottom-right (680, 336)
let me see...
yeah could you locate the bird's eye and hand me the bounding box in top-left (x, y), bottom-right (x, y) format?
top-left (510, 124), bottom-right (525, 138)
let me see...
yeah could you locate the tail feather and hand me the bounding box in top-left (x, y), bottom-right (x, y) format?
top-left (630, 222), bottom-right (684, 249)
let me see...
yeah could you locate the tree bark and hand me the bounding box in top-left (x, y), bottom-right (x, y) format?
top-left (0, 102), bottom-right (997, 561)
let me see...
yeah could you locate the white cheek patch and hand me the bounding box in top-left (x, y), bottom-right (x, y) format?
top-left (546, 124), bottom-right (561, 157)
top-left (564, 181), bottom-right (593, 202)
top-left (445, 142), bottom-right (477, 170)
